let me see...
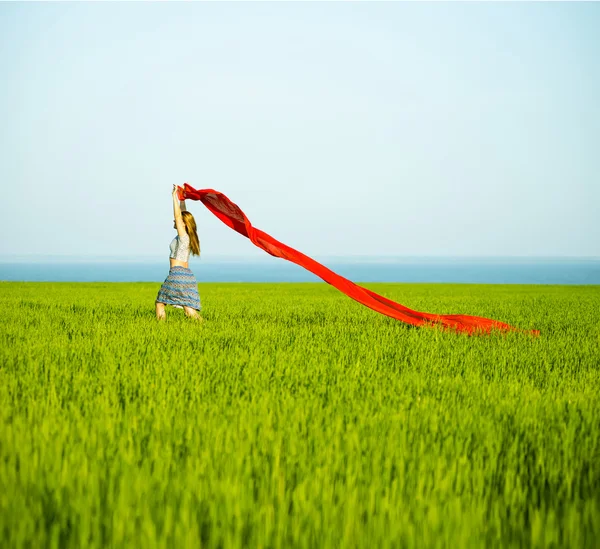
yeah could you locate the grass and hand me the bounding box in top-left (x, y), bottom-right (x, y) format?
top-left (1, 281), bottom-right (599, 548)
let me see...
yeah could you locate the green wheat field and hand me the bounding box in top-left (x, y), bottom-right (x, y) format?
top-left (1, 281), bottom-right (599, 548)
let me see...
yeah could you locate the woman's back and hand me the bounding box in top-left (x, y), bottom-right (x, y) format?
top-left (169, 233), bottom-right (190, 262)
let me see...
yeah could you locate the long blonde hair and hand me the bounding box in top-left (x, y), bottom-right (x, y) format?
top-left (181, 211), bottom-right (200, 256)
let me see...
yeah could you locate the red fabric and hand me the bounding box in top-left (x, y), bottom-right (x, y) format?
top-left (178, 184), bottom-right (540, 337)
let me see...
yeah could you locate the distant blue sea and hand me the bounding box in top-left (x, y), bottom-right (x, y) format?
top-left (1, 258), bottom-right (599, 284)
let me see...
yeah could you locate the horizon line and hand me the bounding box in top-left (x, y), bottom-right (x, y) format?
top-left (1, 254), bottom-right (599, 263)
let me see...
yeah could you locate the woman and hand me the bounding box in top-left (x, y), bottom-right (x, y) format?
top-left (155, 185), bottom-right (202, 320)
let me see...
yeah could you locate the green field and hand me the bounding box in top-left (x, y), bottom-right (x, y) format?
top-left (1, 281), bottom-right (599, 548)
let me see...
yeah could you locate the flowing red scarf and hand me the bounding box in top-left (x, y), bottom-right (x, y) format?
top-left (178, 184), bottom-right (539, 337)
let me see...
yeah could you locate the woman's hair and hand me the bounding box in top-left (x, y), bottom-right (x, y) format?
top-left (181, 211), bottom-right (201, 256)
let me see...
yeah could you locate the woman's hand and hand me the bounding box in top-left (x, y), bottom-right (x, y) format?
top-left (173, 184), bottom-right (186, 201)
top-left (173, 184), bottom-right (188, 205)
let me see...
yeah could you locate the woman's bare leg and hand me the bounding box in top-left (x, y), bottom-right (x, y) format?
top-left (156, 301), bottom-right (166, 320)
top-left (183, 306), bottom-right (203, 321)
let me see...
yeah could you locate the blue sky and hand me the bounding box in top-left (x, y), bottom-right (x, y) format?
top-left (1, 2), bottom-right (599, 260)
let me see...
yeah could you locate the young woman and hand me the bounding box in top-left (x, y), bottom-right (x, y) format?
top-left (155, 185), bottom-right (202, 320)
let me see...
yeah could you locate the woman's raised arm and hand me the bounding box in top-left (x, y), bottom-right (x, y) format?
top-left (172, 185), bottom-right (187, 237)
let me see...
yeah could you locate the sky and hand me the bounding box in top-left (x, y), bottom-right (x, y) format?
top-left (1, 2), bottom-right (599, 260)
